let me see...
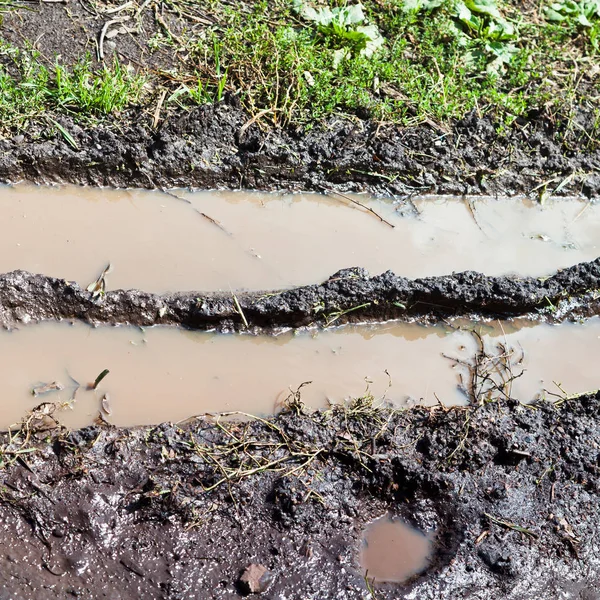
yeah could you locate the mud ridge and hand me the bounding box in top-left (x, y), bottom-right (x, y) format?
top-left (1, 393), bottom-right (599, 598)
top-left (2, 103), bottom-right (600, 198)
top-left (1, 259), bottom-right (600, 330)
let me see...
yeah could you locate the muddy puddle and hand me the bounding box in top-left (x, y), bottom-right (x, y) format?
top-left (1, 185), bottom-right (599, 292)
top-left (360, 516), bottom-right (432, 584)
top-left (1, 318), bottom-right (599, 430)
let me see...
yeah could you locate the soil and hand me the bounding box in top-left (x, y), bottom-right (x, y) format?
top-left (1, 394), bottom-right (600, 599)
top-left (1, 4), bottom-right (600, 197)
top-left (2, 4), bottom-right (600, 599)
top-left (3, 99), bottom-right (600, 198)
top-left (0, 260), bottom-right (599, 332)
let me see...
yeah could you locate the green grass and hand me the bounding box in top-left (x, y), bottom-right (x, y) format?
top-left (0, 43), bottom-right (146, 130)
top-left (0, 0), bottom-right (598, 138)
top-left (53, 59), bottom-right (146, 115)
top-left (177, 0), bottom-right (597, 130)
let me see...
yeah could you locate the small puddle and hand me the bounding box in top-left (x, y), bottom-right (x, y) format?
top-left (360, 515), bottom-right (432, 584)
top-left (1, 318), bottom-right (599, 430)
top-left (0, 185), bottom-right (599, 292)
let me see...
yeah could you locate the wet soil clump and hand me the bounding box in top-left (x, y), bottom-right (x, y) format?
top-left (1, 393), bottom-right (599, 598)
top-left (1, 259), bottom-right (600, 331)
top-left (2, 101), bottom-right (600, 198)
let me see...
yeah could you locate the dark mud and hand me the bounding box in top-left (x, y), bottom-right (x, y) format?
top-left (1, 258), bottom-right (600, 331)
top-left (1, 393), bottom-right (599, 599)
top-left (2, 100), bottom-right (600, 198)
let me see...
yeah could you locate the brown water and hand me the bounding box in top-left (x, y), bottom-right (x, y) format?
top-left (360, 515), bottom-right (432, 583)
top-left (0, 185), bottom-right (599, 292)
top-left (1, 318), bottom-right (599, 430)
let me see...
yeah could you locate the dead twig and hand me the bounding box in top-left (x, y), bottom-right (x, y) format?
top-left (320, 187), bottom-right (395, 229)
top-left (98, 16), bottom-right (131, 60)
top-left (195, 209), bottom-right (231, 235)
top-left (152, 89), bottom-right (168, 129)
top-left (232, 292), bottom-right (249, 329)
top-left (239, 108), bottom-right (279, 137)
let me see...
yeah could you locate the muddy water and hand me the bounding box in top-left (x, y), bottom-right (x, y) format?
top-left (1, 319), bottom-right (599, 430)
top-left (0, 185), bottom-right (599, 292)
top-left (360, 516), bottom-right (432, 583)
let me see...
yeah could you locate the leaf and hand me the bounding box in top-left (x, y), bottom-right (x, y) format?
top-left (456, 2), bottom-right (478, 29)
top-left (333, 26), bottom-right (369, 44)
top-left (358, 25), bottom-right (385, 57)
top-left (485, 42), bottom-right (517, 74)
top-left (32, 381), bottom-right (64, 397)
top-left (337, 4), bottom-right (365, 26)
top-left (484, 513), bottom-right (538, 538)
top-left (313, 6), bottom-right (334, 25)
top-left (402, 0), bottom-right (444, 11)
top-left (101, 393), bottom-right (112, 416)
top-left (294, 1), bottom-right (334, 26)
top-left (465, 0), bottom-right (502, 20)
top-left (92, 369), bottom-right (110, 390)
top-left (300, 5), bottom-right (321, 21)
top-left (485, 17), bottom-right (515, 40)
top-left (303, 70), bottom-right (315, 86)
top-left (544, 7), bottom-right (567, 21)
top-left (543, 0), bottom-right (600, 25)
top-left (294, 0), bottom-right (384, 62)
top-left (86, 263), bottom-right (112, 298)
top-left (333, 47), bottom-right (350, 68)
top-left (47, 117), bottom-right (79, 151)
top-left (402, 0), bottom-right (422, 10)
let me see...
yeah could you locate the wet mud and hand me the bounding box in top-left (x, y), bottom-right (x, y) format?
top-left (0, 186), bottom-right (598, 598)
top-left (0, 0), bottom-right (599, 586)
top-left (1, 253), bottom-right (600, 331)
top-left (1, 1), bottom-right (599, 198)
top-left (0, 223), bottom-right (598, 597)
top-left (2, 100), bottom-right (600, 200)
top-left (1, 393), bottom-right (599, 599)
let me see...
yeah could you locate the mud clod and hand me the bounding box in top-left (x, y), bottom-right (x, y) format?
top-left (478, 543), bottom-right (517, 577)
top-left (0, 259), bottom-right (600, 332)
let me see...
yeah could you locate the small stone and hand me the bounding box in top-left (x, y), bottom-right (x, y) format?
top-left (238, 563), bottom-right (272, 595)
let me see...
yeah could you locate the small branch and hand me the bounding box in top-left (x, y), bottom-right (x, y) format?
top-left (239, 108), bottom-right (278, 137)
top-left (98, 16), bottom-right (130, 60)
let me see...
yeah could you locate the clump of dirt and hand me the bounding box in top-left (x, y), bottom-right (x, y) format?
top-left (2, 101), bottom-right (600, 199)
top-left (1, 392), bottom-right (599, 599)
top-left (0, 259), bottom-right (599, 331)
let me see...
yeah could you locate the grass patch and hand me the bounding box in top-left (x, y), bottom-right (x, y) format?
top-left (0, 0), bottom-right (598, 137)
top-left (0, 43), bottom-right (146, 131)
top-left (53, 58), bottom-right (146, 115)
top-left (169, 0), bottom-right (596, 130)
